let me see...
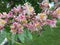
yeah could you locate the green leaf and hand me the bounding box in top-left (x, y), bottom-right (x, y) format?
top-left (18, 33), bottom-right (25, 43)
top-left (6, 33), bottom-right (17, 45)
top-left (11, 34), bottom-right (17, 45)
top-left (14, 41), bottom-right (22, 45)
top-left (26, 30), bottom-right (32, 40)
top-left (0, 31), bottom-right (7, 44)
top-left (18, 28), bottom-right (33, 43)
top-left (24, 28), bottom-right (33, 41)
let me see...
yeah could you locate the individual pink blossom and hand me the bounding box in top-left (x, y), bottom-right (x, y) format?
top-left (10, 24), bottom-right (17, 34)
top-left (55, 7), bottom-right (60, 19)
top-left (16, 5), bottom-right (22, 13)
top-left (12, 7), bottom-right (18, 14)
top-left (36, 13), bottom-right (47, 22)
top-left (0, 19), bottom-right (7, 30)
top-left (0, 19), bottom-right (7, 27)
top-left (24, 2), bottom-right (34, 15)
top-left (2, 12), bottom-right (8, 18)
top-left (27, 22), bottom-right (35, 31)
top-left (0, 13), bottom-right (3, 18)
top-left (7, 11), bottom-right (13, 18)
top-left (11, 5), bottom-right (22, 14)
top-left (4, 18), bottom-right (8, 23)
top-left (51, 7), bottom-right (60, 19)
top-left (34, 22), bottom-right (42, 31)
top-left (40, 0), bottom-right (49, 9)
top-left (51, 11), bottom-right (57, 18)
top-left (46, 19), bottom-right (57, 27)
top-left (17, 24), bottom-right (23, 34)
top-left (10, 22), bottom-right (24, 34)
top-left (13, 22), bottom-right (18, 27)
top-left (15, 14), bottom-right (27, 24)
top-left (16, 14), bottom-right (25, 21)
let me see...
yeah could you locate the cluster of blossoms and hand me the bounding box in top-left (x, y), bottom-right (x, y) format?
top-left (0, 1), bottom-right (60, 34)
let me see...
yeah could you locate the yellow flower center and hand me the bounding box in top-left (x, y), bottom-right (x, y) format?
top-left (35, 23), bottom-right (40, 28)
top-left (29, 7), bottom-right (33, 12)
top-left (40, 15), bottom-right (45, 19)
top-left (21, 20), bottom-right (27, 24)
top-left (0, 19), bottom-right (6, 25)
top-left (1, 21), bottom-right (6, 24)
top-left (39, 13), bottom-right (47, 20)
top-left (56, 9), bottom-right (60, 14)
top-left (11, 29), bottom-right (17, 34)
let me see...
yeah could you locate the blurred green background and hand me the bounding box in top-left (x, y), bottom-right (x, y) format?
top-left (0, 0), bottom-right (60, 45)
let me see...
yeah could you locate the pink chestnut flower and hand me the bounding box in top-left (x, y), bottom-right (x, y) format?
top-left (17, 29), bottom-right (23, 34)
top-left (51, 7), bottom-right (60, 19)
top-left (2, 12), bottom-right (8, 18)
top-left (16, 5), bottom-right (22, 13)
top-left (16, 14), bottom-right (25, 21)
top-left (10, 22), bottom-right (24, 34)
top-left (36, 13), bottom-right (47, 22)
top-left (0, 19), bottom-right (7, 30)
top-left (7, 11), bottom-right (13, 18)
top-left (16, 14), bottom-right (27, 24)
top-left (24, 2), bottom-right (34, 15)
top-left (55, 7), bottom-right (60, 19)
top-left (16, 23), bottom-right (24, 34)
top-left (0, 13), bottom-right (3, 18)
top-left (51, 11), bottom-right (57, 18)
top-left (46, 19), bottom-right (57, 27)
top-left (22, 10), bottom-right (27, 15)
top-left (19, 14), bottom-right (26, 21)
top-left (12, 7), bottom-right (18, 14)
top-left (27, 22), bottom-right (42, 32)
top-left (40, 0), bottom-right (49, 9)
top-left (27, 22), bottom-right (35, 32)
top-left (13, 22), bottom-right (18, 27)
top-left (10, 24), bottom-right (17, 34)
top-left (34, 22), bottom-right (42, 31)
top-left (0, 19), bottom-right (7, 26)
top-left (12, 5), bottom-right (22, 14)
